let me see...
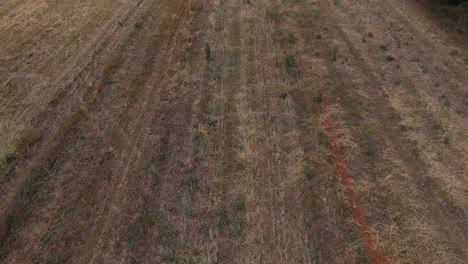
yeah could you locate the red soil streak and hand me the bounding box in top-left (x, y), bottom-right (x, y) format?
top-left (321, 95), bottom-right (388, 264)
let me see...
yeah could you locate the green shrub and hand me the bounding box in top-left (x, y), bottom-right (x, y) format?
top-left (286, 55), bottom-right (298, 67)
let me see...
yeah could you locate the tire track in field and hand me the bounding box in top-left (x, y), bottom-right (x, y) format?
top-left (88, 0), bottom-right (192, 262)
top-left (2, 0), bottom-right (184, 261)
top-left (0, 0), bottom-right (149, 253)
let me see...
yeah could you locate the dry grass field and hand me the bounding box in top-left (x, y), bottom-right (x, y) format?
top-left (0, 0), bottom-right (467, 263)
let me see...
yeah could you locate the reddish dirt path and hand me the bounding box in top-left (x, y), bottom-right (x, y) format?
top-left (321, 95), bottom-right (388, 264)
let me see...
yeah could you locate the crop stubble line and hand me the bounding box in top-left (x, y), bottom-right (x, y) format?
top-left (88, 0), bottom-right (192, 262)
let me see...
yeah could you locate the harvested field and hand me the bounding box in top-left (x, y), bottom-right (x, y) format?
top-left (0, 0), bottom-right (467, 263)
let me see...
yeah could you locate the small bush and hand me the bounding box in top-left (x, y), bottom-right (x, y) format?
top-left (449, 49), bottom-right (459, 56)
top-left (232, 196), bottom-right (246, 212)
top-left (186, 170), bottom-right (200, 190)
top-left (331, 48), bottom-right (337, 62)
top-left (204, 43), bottom-right (212, 61)
top-left (379, 44), bottom-right (388, 51)
top-left (366, 141), bottom-right (378, 159)
top-left (432, 122), bottom-right (443, 130)
top-left (150, 171), bottom-right (159, 186)
top-left (280, 92), bottom-right (288, 100)
top-left (313, 93), bottom-right (323, 104)
top-left (134, 21), bottom-right (143, 29)
top-left (18, 129), bottom-right (43, 151)
top-left (303, 163), bottom-right (313, 181)
top-left (217, 207), bottom-right (229, 226)
top-left (318, 132), bottom-right (328, 146)
top-left (266, 5), bottom-right (281, 22)
top-left (286, 55), bottom-right (298, 67)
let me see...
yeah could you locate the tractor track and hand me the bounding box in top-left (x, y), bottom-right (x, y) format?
top-left (88, 0), bottom-right (192, 262)
top-left (0, 0), bottom-right (150, 257)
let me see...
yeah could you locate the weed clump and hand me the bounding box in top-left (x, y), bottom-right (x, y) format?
top-left (150, 171), bottom-right (159, 187)
top-left (331, 48), bottom-right (338, 62)
top-left (204, 43), bottom-right (212, 61)
top-left (286, 31), bottom-right (296, 44)
top-left (12, 129), bottom-right (43, 158)
top-left (186, 169), bottom-right (201, 190)
top-left (134, 21), bottom-right (143, 29)
top-left (266, 5), bottom-right (281, 22)
top-left (432, 122), bottom-right (443, 130)
top-left (20, 129), bottom-right (42, 147)
top-left (217, 207), bottom-right (229, 226)
top-left (379, 44), bottom-right (388, 51)
top-left (366, 141), bottom-right (378, 159)
top-left (280, 92), bottom-right (288, 100)
top-left (191, 1), bottom-right (204, 13)
top-left (303, 163), bottom-right (313, 181)
top-left (313, 93), bottom-right (323, 104)
top-left (386, 55), bottom-right (396, 62)
top-left (232, 196), bottom-right (246, 212)
top-left (286, 55), bottom-right (298, 67)
top-left (318, 131), bottom-right (328, 146)
top-left (449, 49), bottom-right (459, 56)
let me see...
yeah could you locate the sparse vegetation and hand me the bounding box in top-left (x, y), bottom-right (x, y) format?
top-left (232, 196), bottom-right (246, 212)
top-left (134, 21), bottom-right (143, 29)
top-left (18, 129), bottom-right (43, 150)
top-left (317, 131), bottom-right (328, 146)
top-left (331, 47), bottom-right (338, 62)
top-left (432, 121), bottom-right (443, 130)
top-left (303, 163), bottom-right (313, 181)
top-left (449, 49), bottom-right (459, 56)
top-left (313, 93), bottom-right (323, 104)
top-left (386, 55), bottom-right (396, 61)
top-left (186, 169), bottom-right (200, 190)
top-left (150, 171), bottom-right (159, 186)
top-left (204, 43), bottom-right (212, 61)
top-left (280, 91), bottom-right (288, 100)
top-left (286, 55), bottom-right (298, 67)
top-left (365, 141), bottom-right (378, 159)
top-left (379, 44), bottom-right (389, 51)
top-left (1, 0), bottom-right (467, 263)
top-left (286, 31), bottom-right (296, 44)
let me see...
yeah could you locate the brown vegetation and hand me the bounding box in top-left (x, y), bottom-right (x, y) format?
top-left (0, 0), bottom-right (467, 263)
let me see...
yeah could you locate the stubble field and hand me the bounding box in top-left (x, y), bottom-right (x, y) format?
top-left (0, 0), bottom-right (467, 263)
